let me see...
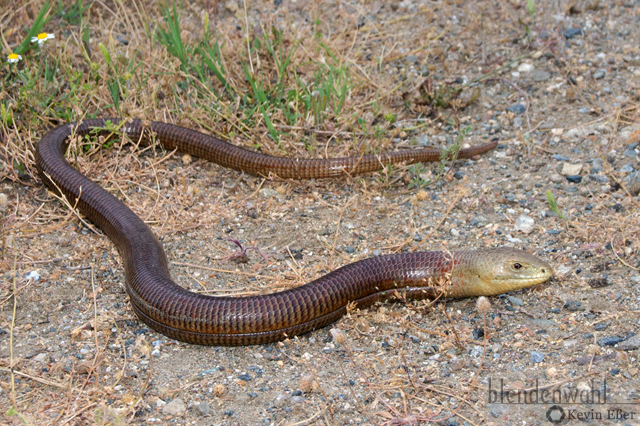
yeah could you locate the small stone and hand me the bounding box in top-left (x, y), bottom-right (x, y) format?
top-left (415, 135), bottom-right (430, 146)
top-left (453, 171), bottom-right (465, 179)
top-left (259, 188), bottom-right (279, 199)
top-left (317, 227), bottom-right (333, 236)
top-left (517, 63), bottom-right (534, 72)
top-left (238, 374), bottom-right (252, 381)
top-left (625, 170), bottom-right (640, 195)
top-left (194, 401), bottom-right (211, 416)
top-left (618, 335), bottom-right (640, 351)
top-left (597, 336), bottom-right (626, 347)
top-left (579, 107), bottom-right (590, 114)
top-left (621, 164), bottom-right (634, 173)
top-left (565, 27), bottom-right (583, 39)
top-left (514, 215), bottom-right (535, 234)
top-left (589, 175), bottom-right (608, 183)
top-left (623, 149), bottom-right (639, 159)
top-left (472, 328), bottom-right (484, 340)
top-left (224, 409), bottom-right (234, 416)
top-left (561, 163), bottom-right (583, 176)
top-left (539, 121), bottom-right (555, 130)
top-left (566, 175), bottom-right (582, 183)
top-left (532, 70), bottom-right (551, 82)
top-left (24, 271), bottom-right (40, 281)
top-left (563, 300), bottom-right (582, 311)
top-left (291, 395), bottom-right (306, 404)
top-left (506, 104), bottom-right (526, 114)
top-left (513, 117), bottom-right (524, 128)
top-left (34, 353), bottom-right (48, 362)
top-left (631, 275), bottom-right (640, 283)
top-left (593, 69), bottom-right (606, 80)
top-left (594, 323), bottom-right (609, 331)
top-left (551, 154), bottom-right (571, 162)
top-left (588, 277), bottom-right (610, 288)
top-left (0, 193), bottom-right (7, 211)
top-left (468, 347), bottom-right (483, 360)
top-left (225, 0), bottom-right (238, 13)
top-left (530, 351), bottom-right (545, 363)
top-left (163, 398), bottom-right (187, 416)
top-left (508, 296), bottom-right (524, 306)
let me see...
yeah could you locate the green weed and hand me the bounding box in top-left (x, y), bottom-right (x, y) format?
top-left (56, 0), bottom-right (91, 26)
top-left (546, 190), bottom-right (566, 220)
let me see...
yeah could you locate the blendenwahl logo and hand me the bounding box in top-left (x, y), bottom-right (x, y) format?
top-left (487, 378), bottom-right (607, 404)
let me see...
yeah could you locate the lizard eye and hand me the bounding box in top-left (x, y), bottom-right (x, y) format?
top-left (513, 262), bottom-right (523, 270)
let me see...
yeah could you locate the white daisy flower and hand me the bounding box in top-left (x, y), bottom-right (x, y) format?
top-left (31, 32), bottom-right (55, 45)
top-left (7, 53), bottom-right (22, 63)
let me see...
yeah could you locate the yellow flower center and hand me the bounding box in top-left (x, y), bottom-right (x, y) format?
top-left (8, 54), bottom-right (19, 60)
top-left (37, 33), bottom-right (48, 40)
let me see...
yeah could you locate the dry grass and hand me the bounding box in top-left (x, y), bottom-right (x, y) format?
top-left (1, 0), bottom-right (639, 424)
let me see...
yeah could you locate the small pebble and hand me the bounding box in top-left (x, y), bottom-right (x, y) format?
top-left (530, 351), bottom-right (545, 363)
top-left (163, 398), bottom-right (186, 416)
top-left (472, 328), bottom-right (484, 340)
top-left (579, 107), bottom-right (590, 114)
top-left (565, 27), bottom-right (583, 39)
top-left (551, 154), bottom-right (570, 162)
top-left (514, 215), bottom-right (535, 234)
top-left (238, 374), bottom-right (252, 381)
top-left (597, 336), bottom-right (626, 347)
top-left (589, 175), bottom-right (608, 183)
top-left (563, 300), bottom-right (582, 311)
top-left (291, 396), bottom-right (306, 404)
top-left (469, 346), bottom-right (483, 357)
top-left (532, 70), bottom-right (551, 82)
top-left (566, 175), bottom-right (582, 183)
top-left (594, 323), bottom-right (609, 331)
top-left (593, 69), bottom-right (606, 80)
top-left (506, 104), bottom-right (526, 114)
top-left (588, 277), bottom-right (610, 288)
top-left (624, 170), bottom-right (640, 195)
top-left (194, 401), bottom-right (211, 416)
top-left (507, 296), bottom-right (524, 306)
top-left (561, 163), bottom-right (583, 176)
top-left (25, 271), bottom-right (40, 281)
top-left (618, 335), bottom-right (640, 351)
top-left (517, 63), bottom-right (534, 72)
top-left (259, 188), bottom-right (279, 199)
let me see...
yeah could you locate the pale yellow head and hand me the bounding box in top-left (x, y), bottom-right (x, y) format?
top-left (448, 247), bottom-right (553, 298)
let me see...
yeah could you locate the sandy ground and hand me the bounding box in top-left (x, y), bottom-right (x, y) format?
top-left (1, 0), bottom-right (640, 425)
